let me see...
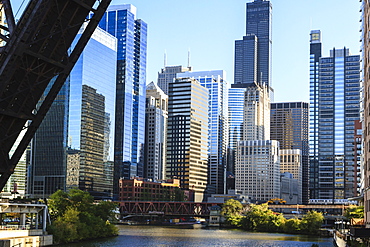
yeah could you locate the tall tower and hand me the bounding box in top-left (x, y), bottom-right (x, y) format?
top-left (311, 47), bottom-right (360, 200)
top-left (362, 0), bottom-right (370, 227)
top-left (177, 70), bottom-right (229, 195)
top-left (309, 30), bottom-right (322, 200)
top-left (166, 78), bottom-right (209, 202)
top-left (98, 5), bottom-right (147, 198)
top-left (235, 0), bottom-right (272, 86)
top-left (157, 65), bottom-right (192, 95)
top-left (145, 82), bottom-right (168, 181)
top-left (271, 102), bottom-right (309, 203)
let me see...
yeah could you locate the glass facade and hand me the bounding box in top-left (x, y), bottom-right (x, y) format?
top-left (310, 46), bottom-right (360, 200)
top-left (271, 102), bottom-right (309, 203)
top-left (235, 0), bottom-right (272, 86)
top-left (99, 5), bottom-right (147, 199)
top-left (67, 25), bottom-right (117, 199)
top-left (177, 70), bottom-right (229, 195)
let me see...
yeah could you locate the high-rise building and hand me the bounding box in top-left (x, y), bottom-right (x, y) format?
top-left (166, 77), bottom-right (209, 202)
top-left (98, 5), bottom-right (147, 198)
top-left (158, 65), bottom-right (192, 95)
top-left (309, 30), bottom-right (322, 200)
top-left (361, 0), bottom-right (370, 227)
top-left (235, 0), bottom-right (272, 86)
top-left (67, 24), bottom-right (117, 199)
top-left (271, 102), bottom-right (309, 203)
top-left (28, 80), bottom-right (69, 198)
top-left (279, 149), bottom-right (302, 204)
top-left (310, 46), bottom-right (360, 200)
top-left (234, 82), bottom-right (279, 202)
top-left (145, 82), bottom-right (168, 181)
top-left (177, 70), bottom-right (229, 195)
top-left (236, 140), bottom-right (280, 202)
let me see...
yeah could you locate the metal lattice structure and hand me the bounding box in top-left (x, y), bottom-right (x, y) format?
top-left (0, 0), bottom-right (111, 191)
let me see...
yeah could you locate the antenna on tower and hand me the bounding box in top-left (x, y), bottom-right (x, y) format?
top-left (164, 50), bottom-right (167, 67)
top-left (187, 49), bottom-right (191, 67)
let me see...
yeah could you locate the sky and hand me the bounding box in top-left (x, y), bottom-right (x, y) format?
top-left (12, 0), bottom-right (361, 103)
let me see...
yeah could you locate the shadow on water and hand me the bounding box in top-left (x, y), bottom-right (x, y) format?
top-left (57, 225), bottom-right (335, 247)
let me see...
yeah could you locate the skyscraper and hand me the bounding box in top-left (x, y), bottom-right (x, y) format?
top-left (177, 70), bottom-right (229, 195)
top-left (270, 102), bottom-right (309, 203)
top-left (145, 82), bottom-right (168, 181)
top-left (98, 5), bottom-right (147, 198)
top-left (361, 0), bottom-right (370, 226)
top-left (310, 45), bottom-right (360, 200)
top-left (166, 78), bottom-right (209, 202)
top-left (158, 65), bottom-right (192, 95)
top-left (235, 0), bottom-right (272, 86)
top-left (67, 24), bottom-right (117, 199)
top-left (309, 30), bottom-right (322, 200)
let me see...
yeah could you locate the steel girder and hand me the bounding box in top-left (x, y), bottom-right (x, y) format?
top-left (0, 0), bottom-right (112, 191)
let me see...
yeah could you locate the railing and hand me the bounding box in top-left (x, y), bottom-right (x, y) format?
top-left (0, 225), bottom-right (31, 230)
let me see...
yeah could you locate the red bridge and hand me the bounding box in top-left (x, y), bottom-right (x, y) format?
top-left (119, 201), bottom-right (223, 216)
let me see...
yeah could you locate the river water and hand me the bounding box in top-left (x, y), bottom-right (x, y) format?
top-left (59, 225), bottom-right (335, 247)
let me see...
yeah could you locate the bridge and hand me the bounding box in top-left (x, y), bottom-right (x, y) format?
top-left (119, 201), bottom-right (223, 217)
top-left (119, 201), bottom-right (351, 217)
top-left (0, 0), bottom-right (111, 191)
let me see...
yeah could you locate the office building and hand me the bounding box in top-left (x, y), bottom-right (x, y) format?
top-left (177, 70), bottom-right (228, 195)
top-left (158, 65), bottom-right (192, 95)
top-left (309, 30), bottom-right (322, 200)
top-left (279, 149), bottom-right (302, 204)
top-left (271, 102), bottom-right (309, 203)
top-left (67, 24), bottom-right (117, 199)
top-left (236, 140), bottom-right (280, 202)
top-left (235, 0), bottom-right (272, 86)
top-left (145, 82), bottom-right (168, 181)
top-left (166, 78), bottom-right (209, 202)
top-left (98, 5), bottom-right (147, 198)
top-left (361, 0), bottom-right (370, 226)
top-left (310, 45), bottom-right (360, 200)
top-left (28, 80), bottom-right (69, 198)
top-left (280, 172), bottom-right (299, 204)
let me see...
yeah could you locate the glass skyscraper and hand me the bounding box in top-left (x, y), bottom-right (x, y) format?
top-left (310, 45), bottom-right (360, 200)
top-left (98, 5), bottom-right (147, 198)
top-left (235, 0), bottom-right (272, 86)
top-left (177, 70), bottom-right (229, 195)
top-left (67, 24), bottom-right (117, 199)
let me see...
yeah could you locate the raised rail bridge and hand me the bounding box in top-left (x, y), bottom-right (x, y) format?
top-left (0, 0), bottom-right (111, 191)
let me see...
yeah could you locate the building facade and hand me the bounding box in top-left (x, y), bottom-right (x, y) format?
top-left (271, 102), bottom-right (309, 203)
top-left (310, 47), bottom-right (360, 200)
top-left (235, 140), bottom-right (280, 202)
top-left (166, 78), bottom-right (209, 202)
top-left (177, 70), bottom-right (228, 195)
top-left (144, 82), bottom-right (168, 181)
top-left (361, 0), bottom-right (370, 227)
top-left (309, 30), bottom-right (322, 200)
top-left (235, 0), bottom-right (272, 86)
top-left (279, 149), bottom-right (302, 204)
top-left (98, 5), bottom-right (147, 199)
top-left (66, 25), bottom-right (117, 199)
top-left (157, 65), bottom-right (192, 95)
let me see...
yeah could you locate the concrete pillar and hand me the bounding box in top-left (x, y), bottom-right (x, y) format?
top-left (35, 213), bottom-right (39, 229)
top-left (20, 213), bottom-right (26, 229)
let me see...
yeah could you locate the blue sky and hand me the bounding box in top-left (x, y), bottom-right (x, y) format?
top-left (13, 0), bottom-right (361, 103)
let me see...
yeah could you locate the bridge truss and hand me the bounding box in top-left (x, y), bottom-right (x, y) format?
top-left (0, 0), bottom-right (111, 191)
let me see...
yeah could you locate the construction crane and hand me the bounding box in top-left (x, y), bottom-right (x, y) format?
top-left (0, 0), bottom-right (111, 192)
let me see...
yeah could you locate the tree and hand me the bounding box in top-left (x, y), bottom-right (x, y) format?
top-left (242, 204), bottom-right (285, 232)
top-left (300, 211), bottom-right (324, 234)
top-left (283, 218), bottom-right (301, 233)
top-left (345, 206), bottom-right (364, 220)
top-left (47, 189), bottom-right (118, 244)
top-left (221, 199), bottom-right (244, 217)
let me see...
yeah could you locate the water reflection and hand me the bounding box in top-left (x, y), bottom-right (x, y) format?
top-left (58, 225), bottom-right (334, 247)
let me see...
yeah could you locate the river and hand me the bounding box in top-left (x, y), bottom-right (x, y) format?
top-left (58, 225), bottom-right (335, 246)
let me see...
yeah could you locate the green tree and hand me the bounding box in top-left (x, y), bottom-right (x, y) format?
top-left (242, 204), bottom-right (285, 232)
top-left (300, 211), bottom-right (324, 235)
top-left (221, 199), bottom-right (244, 217)
top-left (345, 206), bottom-right (364, 220)
top-left (47, 189), bottom-right (118, 244)
top-left (283, 218), bottom-right (301, 233)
